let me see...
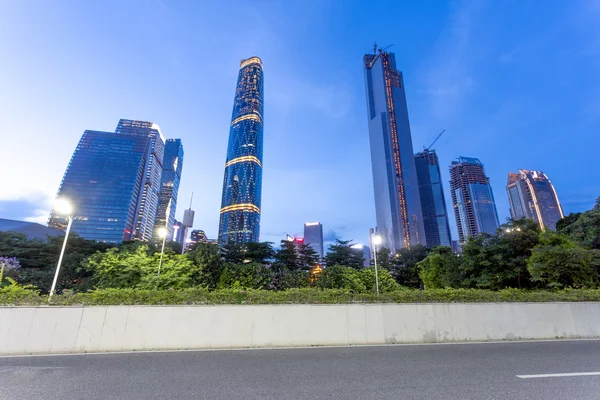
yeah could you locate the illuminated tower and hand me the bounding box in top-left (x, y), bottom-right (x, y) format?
top-left (218, 57), bottom-right (264, 244)
top-left (506, 170), bottom-right (563, 231)
top-left (363, 48), bottom-right (425, 251)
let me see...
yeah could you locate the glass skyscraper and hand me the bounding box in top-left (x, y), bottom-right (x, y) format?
top-left (49, 124), bottom-right (157, 243)
top-left (154, 139), bottom-right (183, 239)
top-left (304, 222), bottom-right (324, 259)
top-left (115, 120), bottom-right (165, 241)
top-left (506, 170), bottom-right (563, 231)
top-left (218, 57), bottom-right (264, 244)
top-left (450, 157), bottom-right (500, 243)
top-left (414, 150), bottom-right (452, 248)
top-left (363, 49), bottom-right (425, 251)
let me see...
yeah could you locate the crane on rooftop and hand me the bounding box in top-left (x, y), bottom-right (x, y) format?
top-left (423, 129), bottom-right (446, 151)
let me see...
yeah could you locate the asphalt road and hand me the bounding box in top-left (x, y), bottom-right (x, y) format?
top-left (1, 340), bottom-right (599, 400)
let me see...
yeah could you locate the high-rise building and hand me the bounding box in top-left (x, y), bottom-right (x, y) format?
top-left (115, 119), bottom-right (165, 241)
top-left (303, 222), bottom-right (324, 259)
top-left (188, 229), bottom-right (207, 249)
top-left (506, 170), bottom-right (564, 231)
top-left (414, 150), bottom-right (452, 248)
top-left (154, 139), bottom-right (183, 239)
top-left (172, 220), bottom-right (187, 248)
top-left (218, 57), bottom-right (264, 244)
top-left (48, 122), bottom-right (159, 243)
top-left (450, 157), bottom-right (500, 242)
top-left (363, 48), bottom-right (425, 251)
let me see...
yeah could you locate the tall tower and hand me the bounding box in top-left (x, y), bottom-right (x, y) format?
top-left (363, 49), bottom-right (425, 251)
top-left (450, 157), bottom-right (500, 242)
top-left (154, 138), bottom-right (184, 239)
top-left (414, 149), bottom-right (452, 247)
top-left (506, 170), bottom-right (563, 231)
top-left (218, 57), bottom-right (264, 244)
top-left (115, 119), bottom-right (165, 241)
top-left (303, 222), bottom-right (324, 259)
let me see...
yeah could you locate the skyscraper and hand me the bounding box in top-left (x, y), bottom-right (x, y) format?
top-left (414, 150), bottom-right (452, 248)
top-left (506, 170), bottom-right (564, 231)
top-left (450, 157), bottom-right (500, 243)
top-left (218, 56), bottom-right (264, 244)
top-left (154, 139), bottom-right (183, 239)
top-left (304, 222), bottom-right (324, 259)
top-left (363, 48), bottom-right (425, 251)
top-left (48, 123), bottom-right (158, 243)
top-left (115, 120), bottom-right (165, 241)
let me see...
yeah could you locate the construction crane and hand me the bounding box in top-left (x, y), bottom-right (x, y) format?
top-left (423, 129), bottom-right (446, 151)
top-left (367, 43), bottom-right (394, 68)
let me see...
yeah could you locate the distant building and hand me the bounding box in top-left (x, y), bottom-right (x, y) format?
top-left (506, 170), bottom-right (564, 231)
top-left (303, 222), bottom-right (324, 259)
top-left (154, 139), bottom-right (183, 240)
top-left (414, 150), bottom-right (452, 248)
top-left (0, 218), bottom-right (63, 241)
top-left (363, 48), bottom-right (425, 251)
top-left (219, 57), bottom-right (264, 244)
top-left (451, 240), bottom-right (462, 254)
top-left (450, 157), bottom-right (500, 243)
top-left (171, 220), bottom-right (187, 249)
top-left (189, 229), bottom-right (208, 249)
top-left (362, 246), bottom-right (371, 267)
top-left (49, 119), bottom-right (165, 243)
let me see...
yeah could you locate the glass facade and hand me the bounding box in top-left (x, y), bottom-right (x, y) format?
top-left (414, 150), bottom-right (452, 248)
top-left (218, 57), bottom-right (264, 244)
top-left (115, 120), bottom-right (165, 242)
top-left (48, 129), bottom-right (152, 243)
top-left (506, 170), bottom-right (564, 231)
top-left (154, 139), bottom-right (183, 239)
top-left (303, 222), bottom-right (324, 259)
top-left (363, 50), bottom-right (425, 251)
top-left (450, 157), bottom-right (500, 243)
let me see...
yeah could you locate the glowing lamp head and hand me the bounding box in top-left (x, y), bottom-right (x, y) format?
top-left (54, 198), bottom-right (73, 216)
top-left (372, 234), bottom-right (383, 246)
top-left (158, 227), bottom-right (168, 239)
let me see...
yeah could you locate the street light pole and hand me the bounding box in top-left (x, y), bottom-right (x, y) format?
top-left (49, 214), bottom-right (73, 301)
top-left (372, 234), bottom-right (382, 295)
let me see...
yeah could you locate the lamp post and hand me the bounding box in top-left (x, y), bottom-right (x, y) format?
top-left (372, 234), bottom-right (383, 295)
top-left (49, 198), bottom-right (73, 301)
top-left (157, 227), bottom-right (168, 278)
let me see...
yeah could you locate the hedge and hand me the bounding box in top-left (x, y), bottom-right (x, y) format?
top-left (2, 286), bottom-right (600, 306)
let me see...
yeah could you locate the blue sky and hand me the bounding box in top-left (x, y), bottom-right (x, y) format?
top-left (1, 0), bottom-right (598, 247)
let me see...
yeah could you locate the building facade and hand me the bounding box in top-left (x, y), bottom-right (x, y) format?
top-left (218, 57), bottom-right (264, 244)
top-left (363, 49), bottom-right (425, 251)
top-left (114, 120), bottom-right (165, 241)
top-left (172, 220), bottom-right (187, 249)
top-left (303, 222), bottom-right (324, 259)
top-left (154, 139), bottom-right (183, 239)
top-left (414, 150), bottom-right (452, 248)
top-left (506, 170), bottom-right (563, 231)
top-left (48, 127), bottom-right (154, 243)
top-left (450, 157), bottom-right (500, 243)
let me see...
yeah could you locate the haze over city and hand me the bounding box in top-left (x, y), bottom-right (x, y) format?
top-left (1, 0), bottom-right (599, 246)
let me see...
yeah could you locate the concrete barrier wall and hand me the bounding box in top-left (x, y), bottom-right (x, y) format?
top-left (1, 303), bottom-right (599, 355)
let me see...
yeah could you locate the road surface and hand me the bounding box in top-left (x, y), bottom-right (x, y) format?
top-left (1, 340), bottom-right (599, 399)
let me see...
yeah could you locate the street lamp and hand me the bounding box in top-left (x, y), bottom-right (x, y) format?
top-left (49, 198), bottom-right (73, 300)
top-left (157, 227), bottom-right (168, 277)
top-left (372, 234), bottom-right (383, 295)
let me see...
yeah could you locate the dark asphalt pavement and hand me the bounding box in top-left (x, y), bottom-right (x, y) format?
top-left (1, 340), bottom-right (599, 399)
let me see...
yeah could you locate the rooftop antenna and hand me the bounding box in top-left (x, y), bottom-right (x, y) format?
top-left (373, 41), bottom-right (377, 54)
top-left (189, 192), bottom-right (194, 209)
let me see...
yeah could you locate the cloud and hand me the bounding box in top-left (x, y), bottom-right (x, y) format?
top-left (0, 194), bottom-right (52, 224)
top-left (323, 229), bottom-right (340, 242)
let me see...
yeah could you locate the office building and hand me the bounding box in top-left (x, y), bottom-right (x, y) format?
top-left (414, 150), bottom-right (452, 247)
top-left (506, 170), bottom-right (564, 231)
top-left (188, 229), bottom-right (207, 249)
top-left (172, 220), bottom-right (187, 248)
top-left (154, 139), bottom-right (183, 239)
top-left (303, 222), bottom-right (324, 259)
top-left (218, 57), bottom-right (264, 244)
top-left (115, 120), bottom-right (165, 241)
top-left (450, 157), bottom-right (500, 243)
top-left (49, 121), bottom-right (162, 243)
top-left (363, 47), bottom-right (425, 251)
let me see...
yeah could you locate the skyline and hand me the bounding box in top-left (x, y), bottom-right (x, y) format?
top-left (1, 0), bottom-right (599, 248)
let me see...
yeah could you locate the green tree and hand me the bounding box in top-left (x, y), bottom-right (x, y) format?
top-left (417, 246), bottom-right (462, 289)
top-left (298, 244), bottom-right (320, 270)
top-left (527, 232), bottom-right (600, 288)
top-left (325, 239), bottom-right (364, 269)
top-left (217, 262), bottom-right (272, 289)
top-left (390, 244), bottom-right (428, 288)
top-left (274, 240), bottom-right (300, 270)
top-left (220, 241), bottom-right (245, 264)
top-left (245, 242), bottom-right (276, 264)
top-left (358, 267), bottom-right (399, 293)
top-left (556, 213), bottom-right (582, 232)
top-left (316, 265), bottom-right (365, 292)
top-left (374, 247), bottom-right (393, 269)
top-left (187, 243), bottom-right (223, 288)
top-left (559, 198), bottom-right (600, 249)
